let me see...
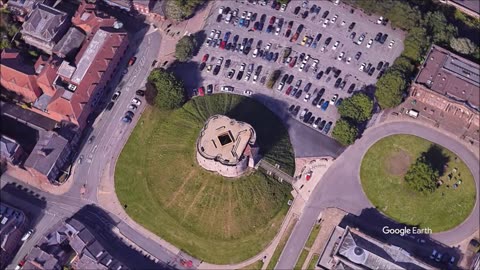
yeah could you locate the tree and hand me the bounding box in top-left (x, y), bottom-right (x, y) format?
top-left (404, 156), bottom-right (439, 194)
top-left (385, 1), bottom-right (421, 31)
top-left (175, 35), bottom-right (197, 62)
top-left (403, 27), bottom-right (430, 62)
top-left (148, 69), bottom-right (186, 110)
top-left (338, 93), bottom-right (374, 123)
top-left (391, 56), bottom-right (415, 76)
top-left (425, 11), bottom-right (457, 45)
top-left (332, 119), bottom-right (358, 146)
top-left (276, 0), bottom-right (290, 4)
top-left (266, 70), bottom-right (281, 89)
top-left (165, 0), bottom-right (205, 21)
top-left (375, 70), bottom-right (406, 109)
top-left (450, 37), bottom-right (478, 55)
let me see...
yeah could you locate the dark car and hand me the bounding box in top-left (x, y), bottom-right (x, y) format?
top-left (315, 33), bottom-right (322, 42)
top-left (377, 70), bottom-right (385, 79)
top-left (377, 61), bottom-right (384, 70)
top-left (106, 101), bottom-right (114, 111)
top-left (125, 111), bottom-right (135, 118)
top-left (324, 37), bottom-right (332, 45)
top-left (308, 116), bottom-right (315, 125)
top-left (294, 6), bottom-right (301, 15)
top-left (213, 65), bottom-right (221, 75)
top-left (295, 79), bottom-right (302, 87)
top-left (302, 11), bottom-right (309, 19)
top-left (312, 95), bottom-right (321, 106)
top-left (382, 18), bottom-right (389, 25)
top-left (349, 32), bottom-right (356, 39)
top-left (225, 59), bottom-right (231, 68)
top-left (310, 4), bottom-right (317, 13)
top-left (269, 16), bottom-right (276, 25)
top-left (254, 21), bottom-right (260, 30)
top-left (233, 35), bottom-right (239, 44)
top-left (291, 87), bottom-right (298, 96)
top-left (339, 80), bottom-right (346, 90)
top-left (355, 51), bottom-right (362, 60)
top-left (334, 78), bottom-right (342, 88)
top-left (322, 11), bottom-right (329, 19)
top-left (304, 82), bottom-right (312, 92)
top-left (365, 63), bottom-right (372, 72)
top-left (292, 105), bottom-right (300, 116)
top-left (266, 25), bottom-right (274, 33)
top-left (375, 32), bottom-right (382, 42)
top-left (383, 62), bottom-right (390, 70)
top-left (335, 98), bottom-right (343, 107)
top-left (285, 86), bottom-right (293, 95)
top-left (316, 71), bottom-right (323, 80)
top-left (380, 33), bottom-right (388, 44)
top-left (325, 66), bottom-right (332, 75)
top-left (348, 22), bottom-right (356, 32)
top-left (334, 69), bottom-right (342, 78)
top-left (288, 21), bottom-right (294, 29)
top-left (281, 74), bottom-right (289, 83)
top-left (287, 74), bottom-right (294, 84)
top-left (347, 83), bottom-right (356, 94)
top-left (314, 118), bottom-right (321, 127)
top-left (199, 62), bottom-right (206, 71)
top-left (136, 90), bottom-right (145, 96)
top-left (122, 115), bottom-right (132, 123)
top-left (368, 67), bottom-right (376, 76)
top-left (236, 70), bottom-right (244, 80)
top-left (255, 65), bottom-right (263, 75)
top-left (260, 14), bottom-right (267, 23)
top-left (295, 89), bottom-right (303, 99)
top-left (318, 120), bottom-right (326, 130)
top-left (323, 121), bottom-right (332, 134)
top-left (216, 14), bottom-right (223, 22)
top-left (285, 29), bottom-right (292, 37)
top-left (288, 104), bottom-right (295, 112)
top-left (314, 5), bottom-right (321, 14)
top-left (303, 111), bottom-right (312, 123)
top-left (273, 52), bottom-right (279, 62)
top-left (207, 84), bottom-right (213, 95)
top-left (256, 40), bottom-right (263, 48)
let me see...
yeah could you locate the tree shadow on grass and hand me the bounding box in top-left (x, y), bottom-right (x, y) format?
top-left (421, 144), bottom-right (450, 176)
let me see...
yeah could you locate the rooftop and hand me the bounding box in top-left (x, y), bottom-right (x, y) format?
top-left (21, 4), bottom-right (68, 42)
top-left (415, 45), bottom-right (480, 110)
top-left (451, 0), bottom-right (480, 14)
top-left (53, 27), bottom-right (86, 59)
top-left (197, 115), bottom-right (256, 165)
top-left (23, 131), bottom-right (69, 175)
top-left (0, 135), bottom-right (20, 158)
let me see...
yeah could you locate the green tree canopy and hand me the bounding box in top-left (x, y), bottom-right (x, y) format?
top-left (403, 27), bottom-right (430, 62)
top-left (425, 11), bottom-right (457, 45)
top-left (338, 93), bottom-right (374, 123)
top-left (332, 119), bottom-right (358, 146)
top-left (390, 56), bottom-right (415, 76)
top-left (375, 70), bottom-right (406, 109)
top-left (450, 37), bottom-right (478, 55)
top-left (405, 156), bottom-right (439, 194)
top-left (165, 0), bottom-right (205, 21)
top-left (148, 69), bottom-right (186, 110)
top-left (175, 35), bottom-right (197, 62)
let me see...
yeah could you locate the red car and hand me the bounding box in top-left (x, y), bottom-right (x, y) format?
top-left (290, 32), bottom-right (299, 42)
top-left (289, 57), bottom-right (297, 68)
top-left (128, 56), bottom-right (136, 66)
top-left (269, 16), bottom-right (276, 25)
top-left (202, 54), bottom-right (209, 62)
top-left (220, 41), bottom-right (226, 49)
top-left (198, 87), bottom-right (205, 96)
top-left (285, 86), bottom-right (293, 95)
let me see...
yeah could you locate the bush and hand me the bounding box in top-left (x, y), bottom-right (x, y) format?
top-left (175, 35), bottom-right (197, 62)
top-left (375, 70), bottom-right (406, 109)
top-left (332, 119), bottom-right (358, 146)
top-left (405, 156), bottom-right (438, 194)
top-left (338, 93), bottom-right (373, 123)
top-left (266, 70), bottom-right (282, 89)
top-left (450, 37), bottom-right (478, 55)
top-left (147, 69), bottom-right (186, 110)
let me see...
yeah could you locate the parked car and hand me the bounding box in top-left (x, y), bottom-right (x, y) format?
top-left (221, 86), bottom-right (234, 92)
top-left (106, 101), bottom-right (115, 111)
top-left (316, 71), bottom-right (324, 80)
top-left (131, 97), bottom-right (141, 106)
top-left (330, 94), bottom-right (338, 105)
top-left (323, 121), bottom-right (332, 134)
top-left (128, 57), bottom-right (136, 66)
top-left (112, 91), bottom-right (121, 101)
top-left (136, 90), bottom-right (145, 96)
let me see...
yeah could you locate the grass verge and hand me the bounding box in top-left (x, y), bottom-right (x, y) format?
top-left (360, 134), bottom-right (476, 232)
top-left (115, 94), bottom-right (295, 263)
top-left (239, 260), bottom-right (264, 270)
top-left (294, 249), bottom-right (309, 270)
top-left (305, 224), bottom-right (321, 248)
top-left (307, 254), bottom-right (320, 270)
top-left (266, 217), bottom-right (298, 269)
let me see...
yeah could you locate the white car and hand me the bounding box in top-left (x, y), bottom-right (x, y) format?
top-left (320, 46), bottom-right (326, 52)
top-left (217, 57), bottom-right (224, 65)
top-left (21, 229), bottom-right (34, 241)
top-left (341, 21), bottom-right (346, 26)
top-left (359, 62), bottom-right (366, 71)
top-left (330, 94), bottom-right (338, 105)
top-left (275, 27), bottom-right (281, 35)
top-left (277, 82), bottom-right (285, 90)
top-left (337, 52), bottom-right (345, 60)
top-left (304, 54), bottom-right (310, 63)
top-left (253, 48), bottom-right (259, 58)
top-left (221, 86), bottom-right (234, 92)
top-left (331, 15), bottom-right (338, 23)
top-left (280, 4), bottom-right (287, 11)
top-left (285, 57), bottom-right (292, 65)
top-left (377, 16), bottom-right (383, 24)
top-left (244, 90), bottom-right (253, 96)
top-left (334, 0), bottom-right (340, 5)
top-left (346, 57), bottom-right (351, 64)
top-left (312, 59), bottom-right (319, 69)
top-left (232, 8), bottom-right (238, 17)
top-left (240, 63), bottom-right (246, 71)
top-left (253, 74), bottom-right (258, 83)
top-left (241, 11), bottom-right (246, 19)
top-left (332, 41), bottom-right (340, 50)
top-left (366, 39), bottom-right (373, 48)
top-left (389, 40), bottom-right (395, 48)
top-left (128, 104), bottom-right (137, 111)
top-left (322, 19), bottom-right (329, 27)
top-left (244, 73), bottom-right (251, 81)
top-left (265, 43), bottom-right (272, 51)
top-left (214, 30), bottom-right (221, 39)
top-left (209, 29), bottom-right (216, 38)
top-left (299, 62), bottom-right (306, 71)
top-left (131, 98), bottom-right (141, 106)
top-left (247, 11), bottom-right (252, 20)
top-left (218, 6), bottom-right (224, 14)
top-left (304, 93), bottom-right (311, 102)
top-left (357, 34), bottom-right (365, 45)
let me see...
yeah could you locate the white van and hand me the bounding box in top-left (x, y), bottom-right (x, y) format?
top-left (406, 109), bottom-right (419, 118)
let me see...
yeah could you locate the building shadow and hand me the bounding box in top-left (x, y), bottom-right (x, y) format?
top-left (71, 204), bottom-right (174, 270)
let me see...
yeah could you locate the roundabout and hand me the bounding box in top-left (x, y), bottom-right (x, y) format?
top-left (277, 120), bottom-right (480, 269)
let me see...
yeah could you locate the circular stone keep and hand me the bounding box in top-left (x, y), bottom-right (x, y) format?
top-left (196, 115), bottom-right (259, 177)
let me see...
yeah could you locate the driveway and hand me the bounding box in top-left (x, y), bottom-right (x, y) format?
top-left (276, 120), bottom-right (480, 270)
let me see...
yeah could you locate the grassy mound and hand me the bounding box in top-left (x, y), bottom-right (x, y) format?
top-left (115, 94), bottom-right (294, 263)
top-left (360, 135), bottom-right (476, 232)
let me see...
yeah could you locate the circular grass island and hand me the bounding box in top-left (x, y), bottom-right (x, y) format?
top-left (360, 134), bottom-right (476, 232)
top-left (115, 94), bottom-right (295, 264)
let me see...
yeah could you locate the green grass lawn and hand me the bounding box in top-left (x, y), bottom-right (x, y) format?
top-left (115, 94), bottom-right (295, 264)
top-left (239, 260), bottom-right (264, 270)
top-left (267, 217), bottom-right (298, 270)
top-left (307, 254), bottom-right (320, 270)
top-left (294, 249), bottom-right (309, 270)
top-left (305, 224), bottom-right (321, 248)
top-left (360, 134), bottom-right (476, 232)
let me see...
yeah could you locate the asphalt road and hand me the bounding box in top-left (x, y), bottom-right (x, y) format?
top-left (276, 121), bottom-right (480, 270)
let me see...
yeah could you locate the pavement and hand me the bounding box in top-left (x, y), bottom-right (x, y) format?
top-left (275, 120), bottom-right (480, 270)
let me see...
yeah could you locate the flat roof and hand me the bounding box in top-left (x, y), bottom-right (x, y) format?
top-left (197, 115), bottom-right (255, 164)
top-left (416, 45), bottom-right (480, 109)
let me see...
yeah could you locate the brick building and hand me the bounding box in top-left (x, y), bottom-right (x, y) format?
top-left (0, 203), bottom-right (29, 269)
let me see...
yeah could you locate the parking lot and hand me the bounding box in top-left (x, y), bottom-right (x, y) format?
top-left (193, 0), bottom-right (405, 137)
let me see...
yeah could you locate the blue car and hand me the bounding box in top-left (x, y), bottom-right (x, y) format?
top-left (239, 18), bottom-right (245, 27)
top-left (266, 52), bottom-right (273, 61)
top-left (223, 31), bottom-right (231, 42)
top-left (266, 25), bottom-right (273, 33)
top-left (321, 100), bottom-right (329, 111)
top-left (323, 121), bottom-right (333, 134)
top-left (311, 41), bottom-right (318, 48)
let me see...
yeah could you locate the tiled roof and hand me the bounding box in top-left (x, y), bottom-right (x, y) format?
top-left (21, 4), bottom-right (68, 42)
top-left (0, 135), bottom-right (20, 158)
top-left (53, 27), bottom-right (86, 58)
top-left (24, 131), bottom-right (69, 175)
